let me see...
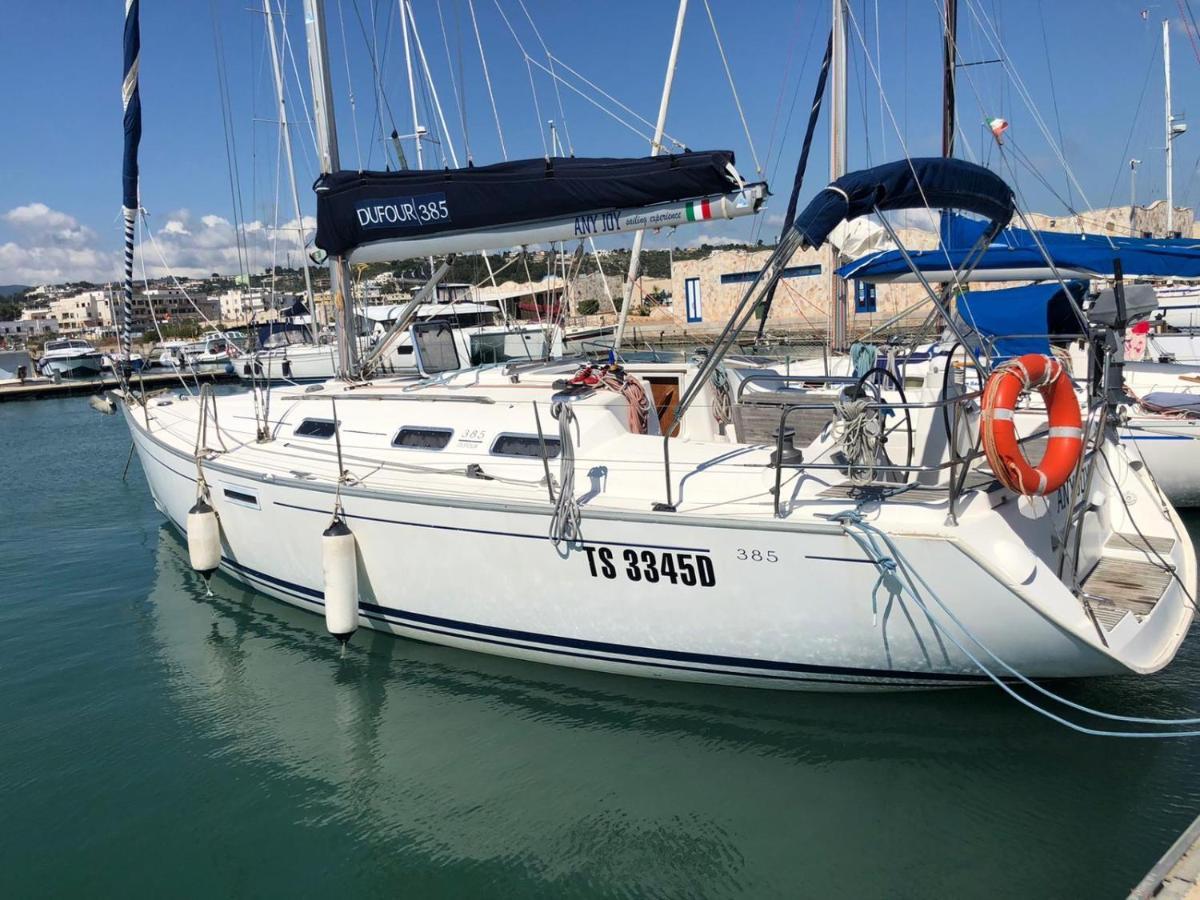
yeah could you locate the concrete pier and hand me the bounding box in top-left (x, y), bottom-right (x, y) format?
top-left (1130, 813), bottom-right (1200, 899)
top-left (0, 370), bottom-right (238, 402)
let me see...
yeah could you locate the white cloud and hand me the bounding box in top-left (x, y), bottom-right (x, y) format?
top-left (0, 202), bottom-right (318, 284)
top-left (0, 203), bottom-right (113, 283)
top-left (139, 210), bottom-right (316, 278)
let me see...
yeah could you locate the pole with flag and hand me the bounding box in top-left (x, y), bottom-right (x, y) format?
top-left (121, 0), bottom-right (141, 368)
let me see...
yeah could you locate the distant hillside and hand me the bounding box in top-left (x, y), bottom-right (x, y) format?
top-left (0, 284), bottom-right (29, 297)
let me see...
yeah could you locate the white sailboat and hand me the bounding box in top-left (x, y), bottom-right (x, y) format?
top-left (114, 0), bottom-right (1195, 696)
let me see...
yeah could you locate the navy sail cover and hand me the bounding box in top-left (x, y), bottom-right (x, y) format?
top-left (839, 210), bottom-right (1200, 280)
top-left (314, 151), bottom-right (741, 256)
top-left (792, 158), bottom-right (1016, 250)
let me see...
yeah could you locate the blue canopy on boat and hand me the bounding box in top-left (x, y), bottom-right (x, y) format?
top-left (793, 159), bottom-right (1015, 250)
top-left (840, 211), bottom-right (1200, 281)
top-left (956, 281), bottom-right (1087, 360)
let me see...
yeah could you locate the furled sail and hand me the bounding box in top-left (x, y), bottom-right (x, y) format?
top-left (313, 150), bottom-right (766, 264)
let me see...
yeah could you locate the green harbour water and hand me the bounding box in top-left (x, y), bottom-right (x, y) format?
top-left (5, 394), bottom-right (1200, 898)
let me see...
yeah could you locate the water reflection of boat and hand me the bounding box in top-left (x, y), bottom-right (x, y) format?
top-left (142, 525), bottom-right (1186, 897)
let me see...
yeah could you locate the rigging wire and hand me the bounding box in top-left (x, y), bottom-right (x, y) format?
top-left (273, 0), bottom-right (322, 176)
top-left (436, 0), bottom-right (472, 164)
top-left (493, 0), bottom-right (549, 157)
top-left (759, 2), bottom-right (808, 186)
top-left (1179, 0), bottom-right (1200, 69)
top-left (348, 0), bottom-right (401, 169)
top-left (701, 0), bottom-right (762, 176)
top-left (517, 0), bottom-right (574, 155)
top-left (335, 0), bottom-right (365, 170)
top-left (958, 0), bottom-right (1108, 237)
top-left (547, 54), bottom-right (687, 151)
top-left (1036, 0), bottom-right (1073, 209)
top-left (524, 57), bottom-right (659, 147)
top-left (467, 0), bottom-right (507, 159)
top-left (407, 0), bottom-right (461, 168)
top-left (874, 0), bottom-right (885, 158)
top-left (210, 0), bottom-right (250, 283)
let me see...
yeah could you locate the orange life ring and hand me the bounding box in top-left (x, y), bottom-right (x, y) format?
top-left (980, 353), bottom-right (1082, 496)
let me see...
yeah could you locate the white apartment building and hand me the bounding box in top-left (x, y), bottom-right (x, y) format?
top-left (0, 318), bottom-right (58, 339)
top-left (215, 287), bottom-right (290, 323)
top-left (133, 287), bottom-right (219, 327)
top-left (48, 290), bottom-right (111, 333)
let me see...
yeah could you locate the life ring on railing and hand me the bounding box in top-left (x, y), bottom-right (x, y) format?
top-left (980, 353), bottom-right (1082, 496)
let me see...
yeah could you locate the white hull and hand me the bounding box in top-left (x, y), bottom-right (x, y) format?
top-left (40, 354), bottom-right (104, 378)
top-left (236, 345), bottom-right (339, 383)
top-left (123, 391), bottom-right (1193, 690)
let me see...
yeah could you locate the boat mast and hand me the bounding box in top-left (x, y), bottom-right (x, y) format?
top-left (263, 0), bottom-right (316, 320)
top-left (302, 0), bottom-right (359, 378)
top-left (827, 0), bottom-right (847, 351)
top-left (942, 0), bottom-right (957, 159)
top-left (1164, 18), bottom-right (1187, 237)
top-left (121, 0), bottom-right (142, 369)
top-left (400, 0), bottom-right (423, 170)
top-left (613, 0), bottom-right (688, 350)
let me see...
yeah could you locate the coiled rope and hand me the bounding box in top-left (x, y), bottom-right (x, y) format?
top-left (832, 391), bottom-right (882, 484)
top-left (549, 400), bottom-right (580, 547)
top-left (711, 364), bottom-right (733, 432)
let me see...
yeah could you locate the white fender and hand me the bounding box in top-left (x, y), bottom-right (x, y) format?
top-left (322, 518), bottom-right (359, 644)
top-left (186, 498), bottom-right (221, 578)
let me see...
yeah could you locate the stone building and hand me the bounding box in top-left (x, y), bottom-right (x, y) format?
top-left (1025, 202), bottom-right (1196, 240)
top-left (47, 290), bottom-right (112, 334)
top-left (133, 287), bottom-right (220, 329)
top-left (663, 229), bottom-right (938, 340)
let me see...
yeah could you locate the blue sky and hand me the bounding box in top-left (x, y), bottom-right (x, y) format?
top-left (1, 0), bottom-right (1197, 284)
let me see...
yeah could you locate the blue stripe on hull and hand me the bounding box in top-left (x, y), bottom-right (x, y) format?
top-left (215, 554), bottom-right (988, 687)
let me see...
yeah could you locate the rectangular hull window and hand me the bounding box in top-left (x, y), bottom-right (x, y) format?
top-left (491, 434), bottom-right (562, 458)
top-left (393, 427), bottom-right (453, 450)
top-left (294, 419), bottom-right (337, 438)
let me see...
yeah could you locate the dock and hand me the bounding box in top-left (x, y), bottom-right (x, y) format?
top-left (1130, 813), bottom-right (1200, 899)
top-left (0, 370), bottom-right (238, 403)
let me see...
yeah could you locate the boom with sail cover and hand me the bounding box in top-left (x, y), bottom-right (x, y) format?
top-left (793, 158), bottom-right (1016, 250)
top-left (314, 151), bottom-right (766, 264)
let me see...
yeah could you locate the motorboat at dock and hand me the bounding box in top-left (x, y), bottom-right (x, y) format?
top-left (37, 339), bottom-right (104, 379)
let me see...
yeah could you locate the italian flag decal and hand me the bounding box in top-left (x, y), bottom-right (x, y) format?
top-left (685, 199), bottom-right (713, 222)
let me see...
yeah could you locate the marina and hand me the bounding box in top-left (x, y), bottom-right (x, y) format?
top-left (4, 394), bottom-right (1200, 896)
top-left (10, 0), bottom-right (1200, 896)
